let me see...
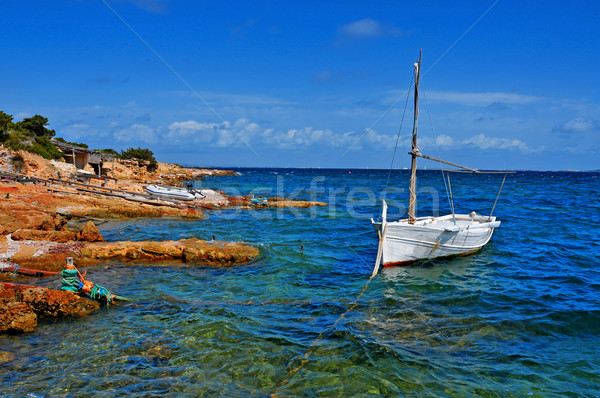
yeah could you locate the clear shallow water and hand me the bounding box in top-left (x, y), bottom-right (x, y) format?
top-left (1, 169), bottom-right (599, 397)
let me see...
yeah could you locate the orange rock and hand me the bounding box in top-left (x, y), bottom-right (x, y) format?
top-left (0, 283), bottom-right (100, 334)
top-left (79, 239), bottom-right (259, 266)
top-left (11, 229), bottom-right (77, 242)
top-left (26, 288), bottom-right (100, 317)
top-left (265, 200), bottom-right (328, 208)
top-left (77, 221), bottom-right (104, 242)
top-left (39, 214), bottom-right (67, 231)
top-left (9, 245), bottom-right (38, 262)
top-left (0, 302), bottom-right (37, 333)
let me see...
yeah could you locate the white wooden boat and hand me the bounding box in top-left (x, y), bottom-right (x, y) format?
top-left (145, 184), bottom-right (196, 201)
top-left (372, 202), bottom-right (500, 267)
top-left (371, 51), bottom-right (506, 275)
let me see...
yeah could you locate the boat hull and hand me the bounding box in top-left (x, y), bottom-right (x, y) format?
top-left (145, 185), bottom-right (195, 201)
top-left (372, 214), bottom-right (498, 266)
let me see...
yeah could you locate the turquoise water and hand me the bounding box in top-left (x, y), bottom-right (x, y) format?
top-left (1, 169), bottom-right (599, 396)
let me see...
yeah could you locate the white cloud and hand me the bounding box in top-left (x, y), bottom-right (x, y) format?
top-left (338, 18), bottom-right (401, 40)
top-left (115, 124), bottom-right (158, 144)
top-left (433, 134), bottom-right (454, 147)
top-left (260, 126), bottom-right (394, 150)
top-left (62, 123), bottom-right (91, 139)
top-left (158, 117), bottom-right (396, 151)
top-left (166, 120), bottom-right (220, 143)
top-left (419, 133), bottom-right (535, 152)
top-left (108, 115), bottom-right (539, 157)
top-left (462, 134), bottom-right (534, 152)
top-left (340, 18), bottom-right (383, 38)
top-left (14, 112), bottom-right (31, 121)
top-left (559, 117), bottom-right (599, 134)
top-left (163, 119), bottom-right (259, 148)
top-left (424, 90), bottom-right (545, 106)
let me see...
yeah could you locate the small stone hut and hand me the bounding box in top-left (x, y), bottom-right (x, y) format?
top-left (50, 140), bottom-right (114, 175)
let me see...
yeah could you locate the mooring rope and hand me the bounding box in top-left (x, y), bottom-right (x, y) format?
top-left (271, 271), bottom-right (377, 396)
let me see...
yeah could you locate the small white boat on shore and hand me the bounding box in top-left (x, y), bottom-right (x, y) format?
top-left (145, 184), bottom-right (196, 201)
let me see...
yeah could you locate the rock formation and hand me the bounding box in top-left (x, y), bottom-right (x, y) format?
top-left (0, 283), bottom-right (100, 333)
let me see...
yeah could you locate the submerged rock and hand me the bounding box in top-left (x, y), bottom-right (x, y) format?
top-left (0, 350), bottom-right (15, 363)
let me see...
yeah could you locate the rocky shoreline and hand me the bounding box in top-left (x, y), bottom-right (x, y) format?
top-left (0, 147), bottom-right (326, 334)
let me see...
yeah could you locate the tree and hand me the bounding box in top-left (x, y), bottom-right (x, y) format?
top-left (0, 111), bottom-right (13, 134)
top-left (17, 115), bottom-right (55, 138)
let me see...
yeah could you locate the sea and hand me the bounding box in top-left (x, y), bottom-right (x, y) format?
top-left (1, 168), bottom-right (599, 397)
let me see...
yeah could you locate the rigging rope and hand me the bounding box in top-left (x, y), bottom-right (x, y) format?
top-left (383, 72), bottom-right (414, 200)
top-left (447, 173), bottom-right (456, 224)
top-left (421, 87), bottom-right (454, 213)
top-left (488, 172), bottom-right (508, 221)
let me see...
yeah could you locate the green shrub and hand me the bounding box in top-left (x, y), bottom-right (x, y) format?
top-left (119, 147), bottom-right (156, 162)
top-left (30, 142), bottom-right (52, 159)
top-left (118, 147), bottom-right (159, 173)
top-left (0, 111), bottom-right (13, 134)
top-left (16, 115), bottom-right (55, 138)
top-left (96, 148), bottom-right (119, 155)
top-left (3, 130), bottom-right (29, 151)
top-left (33, 136), bottom-right (63, 159)
top-left (147, 160), bottom-right (158, 172)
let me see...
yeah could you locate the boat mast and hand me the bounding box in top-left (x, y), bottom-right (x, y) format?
top-left (407, 50), bottom-right (422, 224)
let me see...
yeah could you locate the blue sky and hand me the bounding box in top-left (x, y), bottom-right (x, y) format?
top-left (1, 1), bottom-right (599, 170)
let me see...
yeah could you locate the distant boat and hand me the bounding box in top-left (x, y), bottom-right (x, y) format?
top-left (145, 184), bottom-right (197, 201)
top-left (371, 51), bottom-right (506, 275)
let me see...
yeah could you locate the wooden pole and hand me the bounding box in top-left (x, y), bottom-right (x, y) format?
top-left (412, 152), bottom-right (479, 173)
top-left (408, 50), bottom-right (422, 224)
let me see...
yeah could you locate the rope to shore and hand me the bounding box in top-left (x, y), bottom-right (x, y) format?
top-left (9, 265), bottom-right (19, 278)
top-left (271, 269), bottom-right (377, 396)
